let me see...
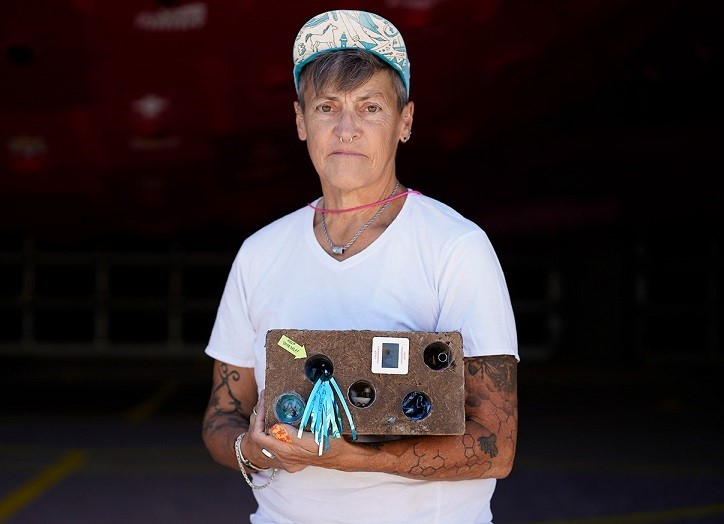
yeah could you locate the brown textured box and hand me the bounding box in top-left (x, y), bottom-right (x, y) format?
top-left (263, 329), bottom-right (465, 436)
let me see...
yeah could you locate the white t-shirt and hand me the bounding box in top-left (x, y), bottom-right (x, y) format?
top-left (206, 192), bottom-right (518, 524)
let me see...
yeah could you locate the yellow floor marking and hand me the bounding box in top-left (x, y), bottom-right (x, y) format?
top-left (0, 450), bottom-right (87, 522)
top-left (123, 380), bottom-right (180, 424)
top-left (530, 501), bottom-right (724, 524)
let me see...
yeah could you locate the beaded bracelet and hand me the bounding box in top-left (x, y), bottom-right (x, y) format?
top-left (234, 433), bottom-right (278, 489)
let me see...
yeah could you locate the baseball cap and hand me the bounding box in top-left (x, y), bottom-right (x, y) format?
top-left (292, 10), bottom-right (410, 96)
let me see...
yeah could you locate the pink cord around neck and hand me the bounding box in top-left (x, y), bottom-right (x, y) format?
top-left (307, 189), bottom-right (422, 214)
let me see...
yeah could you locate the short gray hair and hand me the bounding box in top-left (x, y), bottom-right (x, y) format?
top-left (296, 49), bottom-right (408, 112)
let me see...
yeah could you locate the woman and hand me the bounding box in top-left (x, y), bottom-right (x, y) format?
top-left (202, 9), bottom-right (518, 524)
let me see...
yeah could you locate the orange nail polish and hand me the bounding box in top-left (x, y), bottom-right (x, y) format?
top-left (271, 423), bottom-right (293, 443)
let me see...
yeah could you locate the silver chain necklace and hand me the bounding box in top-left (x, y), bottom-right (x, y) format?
top-left (320, 181), bottom-right (400, 256)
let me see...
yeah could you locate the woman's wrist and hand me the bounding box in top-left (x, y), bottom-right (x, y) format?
top-left (234, 432), bottom-right (278, 490)
top-left (235, 432), bottom-right (269, 472)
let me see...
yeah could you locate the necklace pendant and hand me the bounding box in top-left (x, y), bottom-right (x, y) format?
top-left (320, 180), bottom-right (400, 258)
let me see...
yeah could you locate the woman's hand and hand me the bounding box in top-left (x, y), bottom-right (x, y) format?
top-left (246, 389), bottom-right (363, 473)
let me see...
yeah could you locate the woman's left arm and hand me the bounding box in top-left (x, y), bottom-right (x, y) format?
top-left (360, 354), bottom-right (517, 480)
top-left (257, 354), bottom-right (518, 480)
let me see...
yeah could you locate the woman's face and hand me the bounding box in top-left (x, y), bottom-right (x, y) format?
top-left (294, 70), bottom-right (413, 192)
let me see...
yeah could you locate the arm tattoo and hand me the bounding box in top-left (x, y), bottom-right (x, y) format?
top-left (477, 434), bottom-right (498, 458)
top-left (466, 355), bottom-right (516, 394)
top-left (465, 355), bottom-right (517, 463)
top-left (203, 363), bottom-right (248, 436)
top-left (379, 356), bottom-right (517, 479)
top-left (211, 363), bottom-right (244, 415)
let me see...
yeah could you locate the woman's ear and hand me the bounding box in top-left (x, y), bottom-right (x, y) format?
top-left (400, 101), bottom-right (414, 142)
top-left (294, 101), bottom-right (307, 141)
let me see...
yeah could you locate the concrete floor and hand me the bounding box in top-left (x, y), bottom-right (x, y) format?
top-left (1, 357), bottom-right (722, 523)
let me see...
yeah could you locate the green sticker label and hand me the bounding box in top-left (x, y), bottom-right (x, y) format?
top-left (277, 334), bottom-right (307, 359)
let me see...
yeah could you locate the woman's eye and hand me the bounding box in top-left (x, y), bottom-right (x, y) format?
top-left (318, 104), bottom-right (333, 113)
top-left (365, 105), bottom-right (380, 113)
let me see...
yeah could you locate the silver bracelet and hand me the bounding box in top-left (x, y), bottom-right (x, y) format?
top-left (235, 432), bottom-right (269, 472)
top-left (234, 433), bottom-right (278, 490)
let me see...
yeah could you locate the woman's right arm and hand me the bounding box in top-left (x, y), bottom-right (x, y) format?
top-left (202, 360), bottom-right (259, 470)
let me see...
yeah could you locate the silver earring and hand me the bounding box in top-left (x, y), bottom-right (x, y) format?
top-left (401, 131), bottom-right (411, 143)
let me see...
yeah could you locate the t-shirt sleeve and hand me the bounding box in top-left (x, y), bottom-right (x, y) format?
top-left (204, 250), bottom-right (257, 367)
top-left (437, 229), bottom-right (519, 361)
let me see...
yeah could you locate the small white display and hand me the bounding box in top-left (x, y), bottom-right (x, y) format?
top-left (371, 336), bottom-right (410, 374)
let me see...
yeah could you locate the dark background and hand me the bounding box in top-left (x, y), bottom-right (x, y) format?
top-left (1, 1), bottom-right (723, 522)
top-left (1, 0), bottom-right (721, 370)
